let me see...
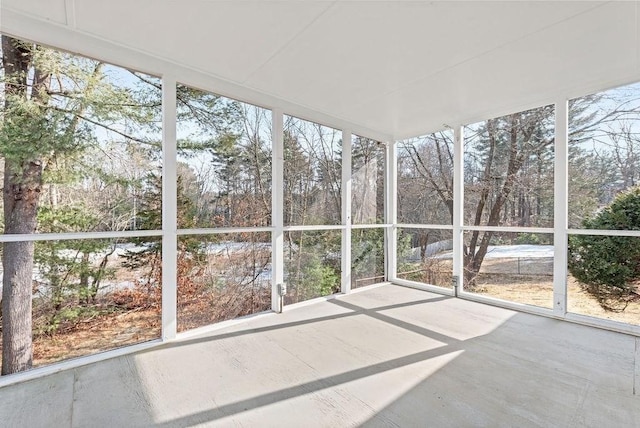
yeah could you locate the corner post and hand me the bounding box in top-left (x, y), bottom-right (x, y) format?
top-left (386, 140), bottom-right (398, 282)
top-left (162, 76), bottom-right (178, 340)
top-left (453, 125), bottom-right (464, 294)
top-left (272, 109), bottom-right (285, 313)
top-left (342, 129), bottom-right (352, 293)
top-left (553, 100), bottom-right (569, 315)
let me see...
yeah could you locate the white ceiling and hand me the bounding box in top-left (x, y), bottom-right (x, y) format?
top-left (1, 1), bottom-right (639, 140)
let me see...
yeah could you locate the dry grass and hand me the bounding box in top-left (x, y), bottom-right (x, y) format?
top-left (473, 275), bottom-right (555, 309)
top-left (400, 256), bottom-right (640, 326)
top-left (30, 284), bottom-right (270, 368)
top-left (33, 309), bottom-right (160, 367)
top-left (474, 277), bottom-right (640, 325)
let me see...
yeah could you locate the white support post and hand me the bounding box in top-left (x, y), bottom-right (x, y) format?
top-left (272, 109), bottom-right (285, 313)
top-left (553, 100), bottom-right (569, 315)
top-left (386, 141), bottom-right (398, 282)
top-left (161, 76), bottom-right (178, 340)
top-left (453, 126), bottom-right (464, 295)
top-left (341, 130), bottom-right (352, 293)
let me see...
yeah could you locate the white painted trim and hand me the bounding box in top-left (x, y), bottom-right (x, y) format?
top-left (392, 279), bottom-right (455, 297)
top-left (142, 282), bottom-right (398, 344)
top-left (341, 129), bottom-right (352, 294)
top-left (458, 291), bottom-right (555, 318)
top-left (281, 282), bottom-right (393, 312)
top-left (0, 229), bottom-right (162, 242)
top-left (568, 229), bottom-right (640, 237)
top-left (462, 225), bottom-right (554, 234)
top-left (281, 292), bottom-right (343, 311)
top-left (396, 224), bottom-right (454, 230)
top-left (0, 339), bottom-right (162, 388)
top-left (460, 289), bottom-right (640, 338)
top-left (175, 309), bottom-right (275, 341)
top-left (386, 141), bottom-right (398, 282)
top-left (161, 77), bottom-right (178, 341)
top-left (554, 100), bottom-right (569, 315)
top-left (347, 281), bottom-right (390, 294)
top-left (271, 109), bottom-right (285, 313)
top-left (177, 227), bottom-right (273, 236)
top-left (564, 312), bottom-right (640, 337)
top-left (635, 337), bottom-right (640, 396)
top-left (283, 225), bottom-right (345, 232)
top-left (453, 126), bottom-right (464, 293)
top-left (352, 224), bottom-right (392, 230)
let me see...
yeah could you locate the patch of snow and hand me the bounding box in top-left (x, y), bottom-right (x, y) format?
top-left (405, 239), bottom-right (454, 261)
top-left (434, 244), bottom-right (554, 260)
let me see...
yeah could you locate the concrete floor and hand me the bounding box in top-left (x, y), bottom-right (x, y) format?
top-left (1, 284), bottom-right (640, 427)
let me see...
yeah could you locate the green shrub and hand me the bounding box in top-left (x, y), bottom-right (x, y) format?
top-left (568, 187), bottom-right (640, 311)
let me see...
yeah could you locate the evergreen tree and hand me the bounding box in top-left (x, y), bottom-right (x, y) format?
top-left (0, 36), bottom-right (160, 374)
top-left (568, 187), bottom-right (640, 311)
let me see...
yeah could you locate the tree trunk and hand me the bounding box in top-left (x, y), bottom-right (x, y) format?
top-left (2, 158), bottom-right (43, 374)
top-left (79, 252), bottom-right (90, 304)
top-left (1, 36), bottom-right (48, 375)
top-left (464, 115), bottom-right (527, 289)
top-left (418, 232), bottom-right (430, 263)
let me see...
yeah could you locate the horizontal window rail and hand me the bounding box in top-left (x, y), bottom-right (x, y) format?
top-left (177, 227), bottom-right (274, 235)
top-left (0, 229), bottom-right (163, 243)
top-left (462, 225), bottom-right (554, 234)
top-left (567, 228), bottom-right (640, 237)
top-left (396, 223), bottom-right (454, 230)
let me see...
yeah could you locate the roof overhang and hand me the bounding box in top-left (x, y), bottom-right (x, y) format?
top-left (2, 1), bottom-right (639, 140)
